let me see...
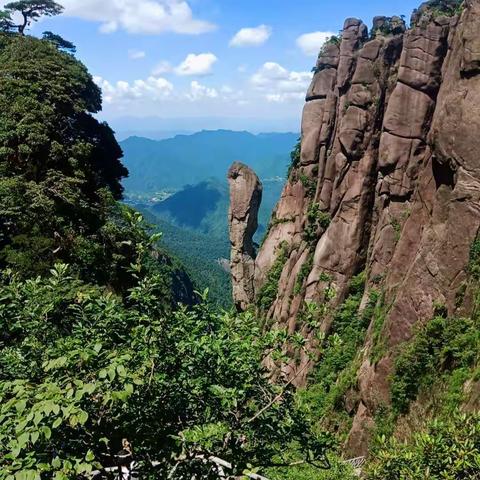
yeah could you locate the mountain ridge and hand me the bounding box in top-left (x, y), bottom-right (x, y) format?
top-left (120, 129), bottom-right (298, 193)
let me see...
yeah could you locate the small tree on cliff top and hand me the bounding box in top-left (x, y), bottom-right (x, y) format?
top-left (0, 10), bottom-right (14, 32)
top-left (3, 0), bottom-right (63, 35)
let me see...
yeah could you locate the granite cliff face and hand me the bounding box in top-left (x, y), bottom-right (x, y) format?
top-left (229, 0), bottom-right (480, 455)
top-left (228, 162), bottom-right (263, 311)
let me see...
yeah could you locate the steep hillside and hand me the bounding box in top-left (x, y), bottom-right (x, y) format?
top-left (147, 177), bottom-right (283, 240)
top-left (120, 130), bottom-right (297, 193)
top-left (133, 206), bottom-right (232, 308)
top-left (230, 0), bottom-right (480, 464)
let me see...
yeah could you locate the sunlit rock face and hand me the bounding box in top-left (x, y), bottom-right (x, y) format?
top-left (228, 162), bottom-right (263, 311)
top-left (228, 0), bottom-right (480, 456)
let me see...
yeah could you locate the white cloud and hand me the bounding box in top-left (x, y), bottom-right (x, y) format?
top-left (94, 75), bottom-right (173, 104)
top-left (151, 60), bottom-right (173, 76)
top-left (250, 62), bottom-right (312, 102)
top-left (57, 0), bottom-right (216, 35)
top-left (186, 81), bottom-right (218, 101)
top-left (229, 24), bottom-right (272, 47)
top-left (174, 53), bottom-right (217, 76)
top-left (99, 21), bottom-right (118, 34)
top-left (128, 49), bottom-right (146, 60)
top-left (296, 31), bottom-right (336, 56)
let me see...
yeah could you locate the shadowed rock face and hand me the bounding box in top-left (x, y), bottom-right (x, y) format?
top-left (228, 162), bottom-right (263, 311)
top-left (229, 0), bottom-right (480, 456)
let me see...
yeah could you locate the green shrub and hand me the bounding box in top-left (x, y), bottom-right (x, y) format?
top-left (412, 0), bottom-right (464, 27)
top-left (391, 217), bottom-right (401, 243)
top-left (369, 292), bottom-right (388, 364)
top-left (469, 235), bottom-right (480, 280)
top-left (294, 252), bottom-right (314, 296)
top-left (299, 173), bottom-right (317, 197)
top-left (287, 139), bottom-right (301, 178)
top-left (257, 242), bottom-right (289, 310)
top-left (303, 203), bottom-right (331, 246)
top-left (266, 453), bottom-right (356, 480)
top-left (365, 412), bottom-right (480, 480)
top-left (299, 274), bottom-right (378, 429)
top-left (391, 315), bottom-right (480, 414)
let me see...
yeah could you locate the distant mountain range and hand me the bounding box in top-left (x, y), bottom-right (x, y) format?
top-left (120, 130), bottom-right (298, 193)
top-left (120, 129), bottom-right (296, 305)
top-left (109, 116), bottom-right (301, 138)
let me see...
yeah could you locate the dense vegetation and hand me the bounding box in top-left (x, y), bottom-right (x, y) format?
top-left (0, 26), bottom-right (332, 479)
top-left (0, 268), bottom-right (333, 478)
top-left (134, 207), bottom-right (233, 309)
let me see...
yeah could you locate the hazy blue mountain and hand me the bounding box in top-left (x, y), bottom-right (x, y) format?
top-left (109, 116), bottom-right (300, 136)
top-left (148, 178), bottom-right (283, 241)
top-left (121, 129), bottom-right (294, 305)
top-left (115, 130), bottom-right (193, 142)
top-left (120, 130), bottom-right (298, 194)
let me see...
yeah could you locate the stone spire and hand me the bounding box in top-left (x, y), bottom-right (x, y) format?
top-left (227, 162), bottom-right (262, 311)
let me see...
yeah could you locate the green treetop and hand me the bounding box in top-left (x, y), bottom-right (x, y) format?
top-left (2, 0), bottom-right (63, 35)
top-left (42, 31), bottom-right (76, 53)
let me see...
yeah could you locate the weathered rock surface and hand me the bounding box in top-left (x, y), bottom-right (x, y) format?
top-left (229, 0), bottom-right (480, 456)
top-left (228, 162), bottom-right (263, 311)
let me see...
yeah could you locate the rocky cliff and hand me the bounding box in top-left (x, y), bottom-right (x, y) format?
top-left (228, 162), bottom-right (263, 311)
top-left (229, 0), bottom-right (480, 456)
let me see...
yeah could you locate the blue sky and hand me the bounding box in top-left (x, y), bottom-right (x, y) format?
top-left (8, 0), bottom-right (422, 132)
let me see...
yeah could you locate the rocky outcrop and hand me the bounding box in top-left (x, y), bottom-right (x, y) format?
top-left (230, 0), bottom-right (479, 456)
top-left (228, 162), bottom-right (263, 311)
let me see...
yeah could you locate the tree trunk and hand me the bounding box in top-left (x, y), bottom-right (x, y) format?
top-left (18, 12), bottom-right (28, 35)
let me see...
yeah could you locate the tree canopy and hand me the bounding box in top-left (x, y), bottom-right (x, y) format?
top-left (0, 34), bottom-right (133, 285)
top-left (2, 1), bottom-right (63, 35)
top-left (42, 31), bottom-right (76, 53)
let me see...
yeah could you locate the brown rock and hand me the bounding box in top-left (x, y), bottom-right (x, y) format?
top-left (228, 0), bottom-right (480, 459)
top-left (383, 82), bottom-right (434, 139)
top-left (228, 162), bottom-right (262, 311)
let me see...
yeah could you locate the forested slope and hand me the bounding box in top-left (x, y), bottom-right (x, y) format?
top-left (0, 16), bottom-right (335, 479)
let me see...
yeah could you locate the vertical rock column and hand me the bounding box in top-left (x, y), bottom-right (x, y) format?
top-left (228, 162), bottom-right (263, 311)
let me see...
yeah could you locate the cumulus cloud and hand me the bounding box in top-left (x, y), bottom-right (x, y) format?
top-left (57, 0), bottom-right (216, 35)
top-left (229, 24), bottom-right (272, 47)
top-left (94, 74), bottom-right (248, 112)
top-left (186, 81), bottom-right (218, 101)
top-left (296, 31), bottom-right (336, 56)
top-left (128, 49), bottom-right (146, 60)
top-left (174, 53), bottom-right (218, 76)
top-left (93, 75), bottom-right (174, 104)
top-left (250, 62), bottom-right (312, 101)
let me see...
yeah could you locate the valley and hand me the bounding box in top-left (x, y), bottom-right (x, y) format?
top-left (121, 131), bottom-right (297, 306)
top-left (1, 0), bottom-right (479, 479)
